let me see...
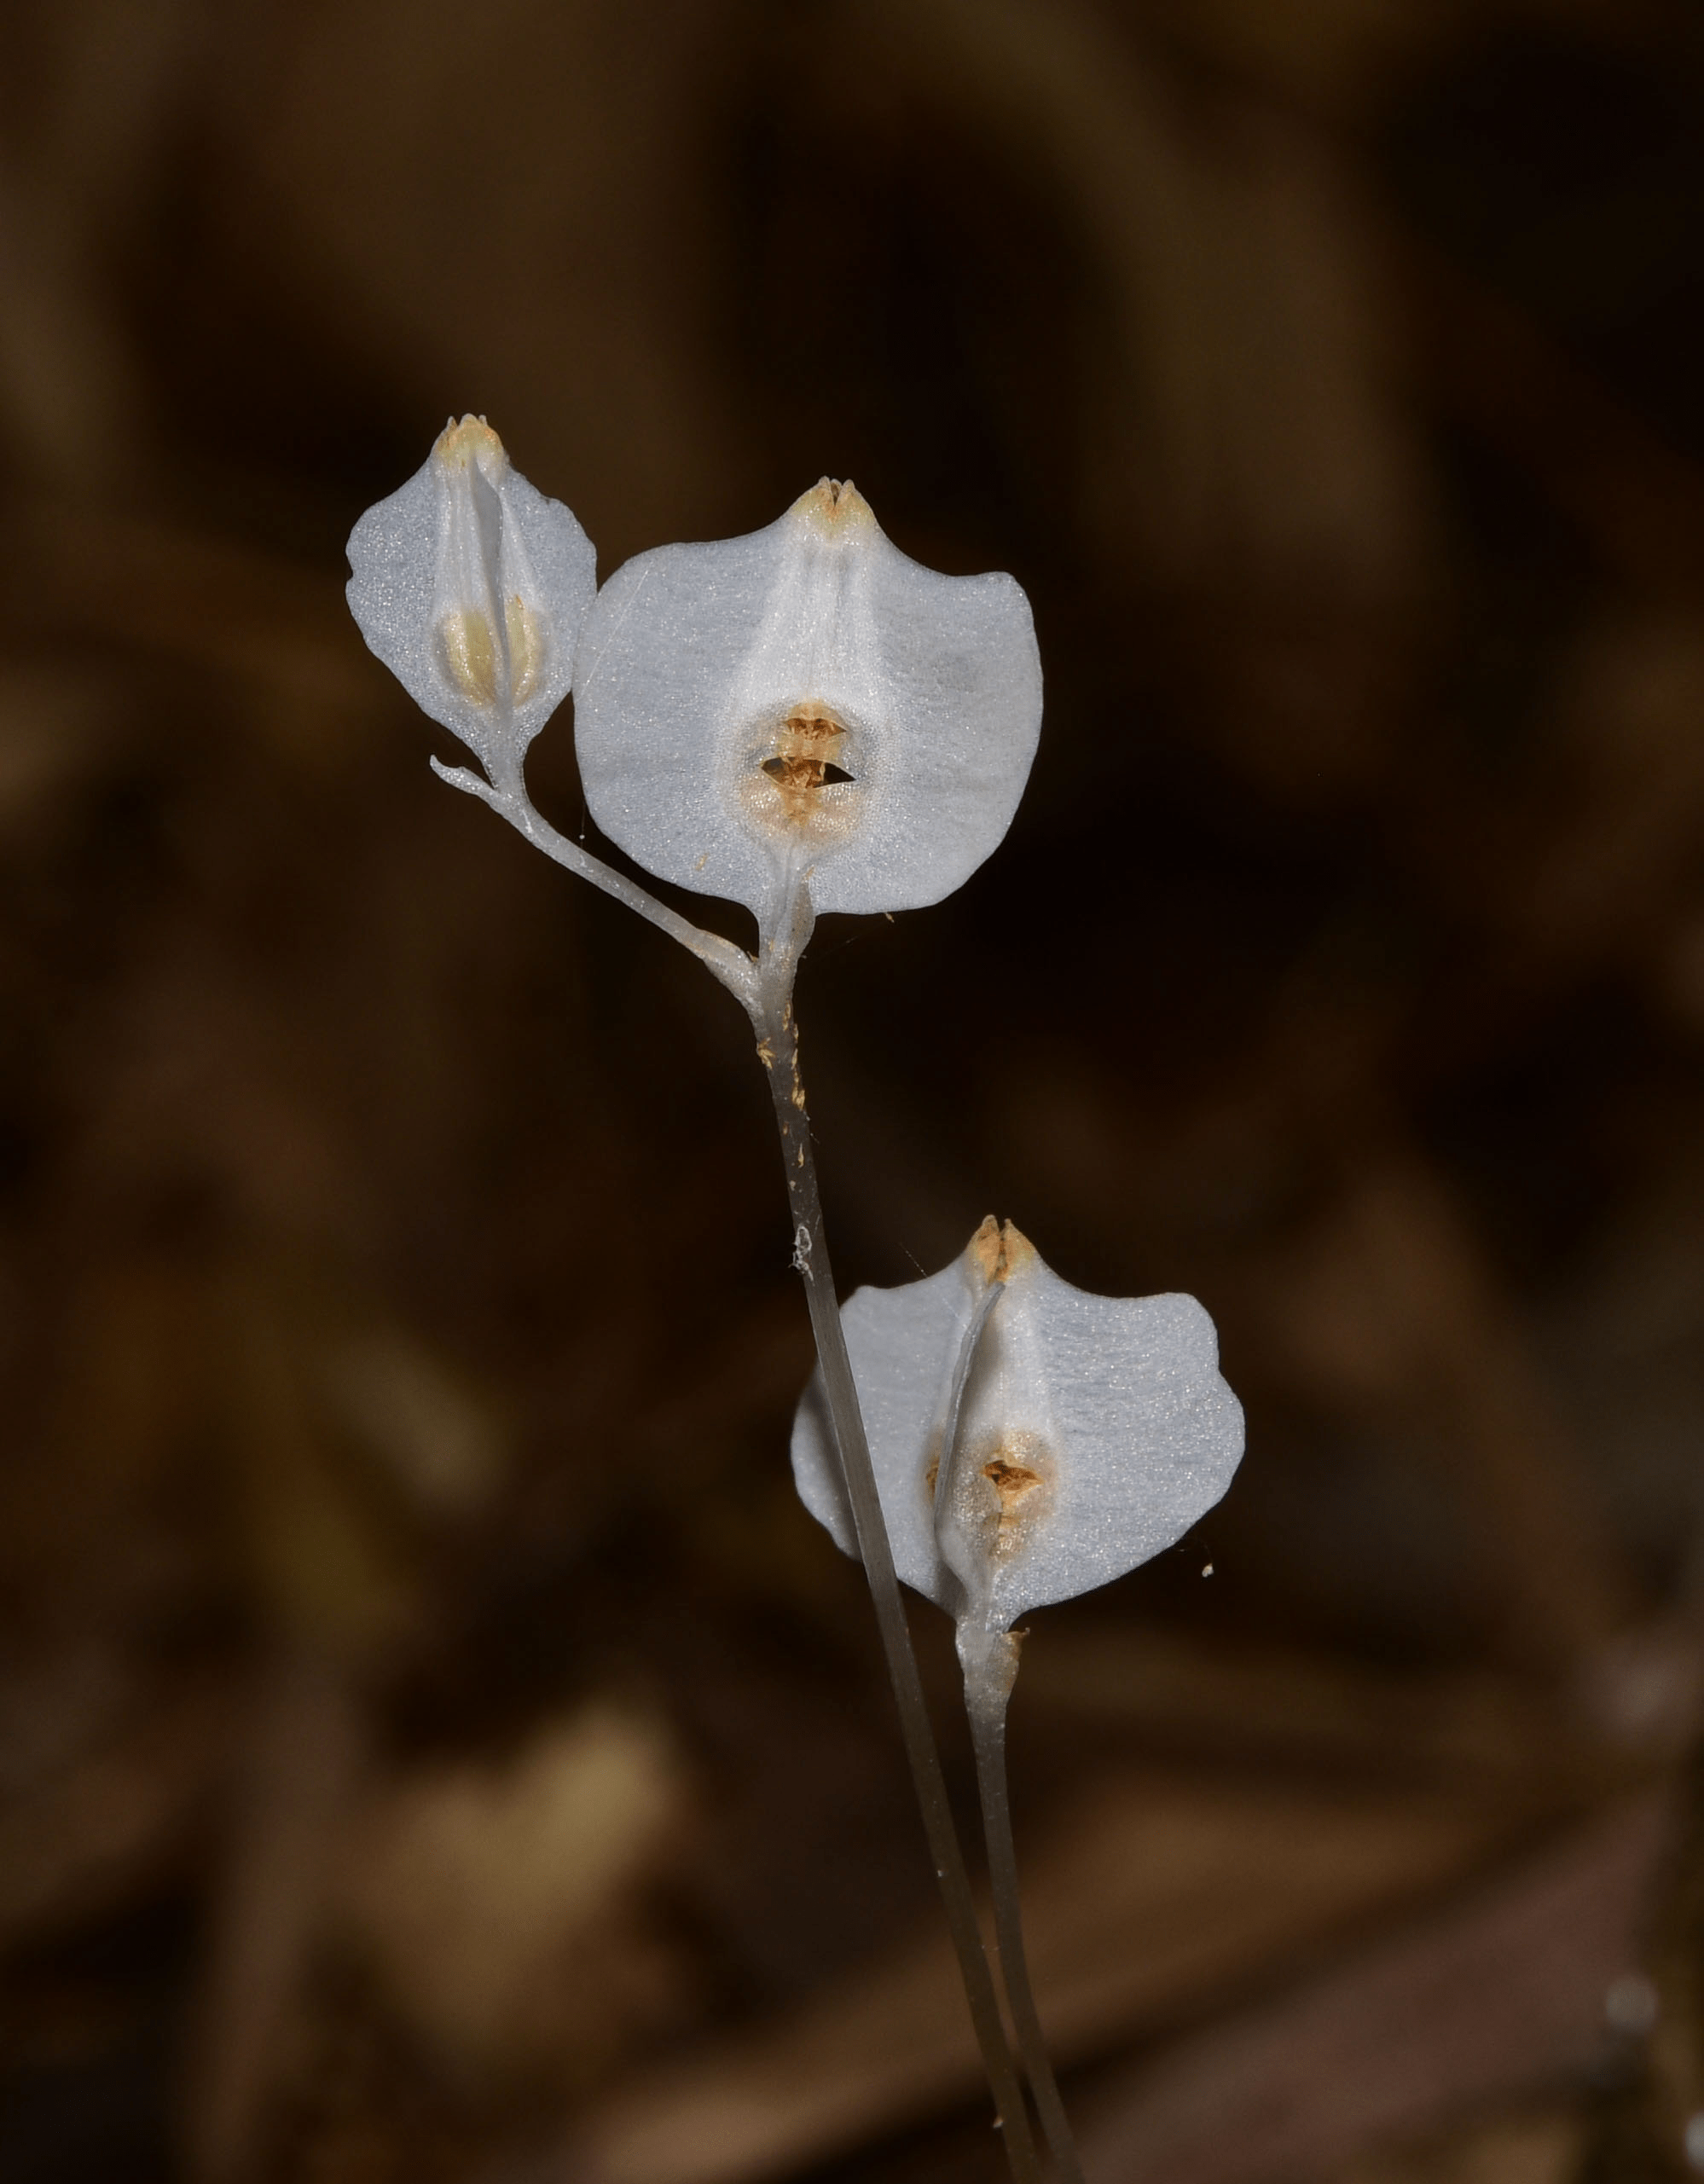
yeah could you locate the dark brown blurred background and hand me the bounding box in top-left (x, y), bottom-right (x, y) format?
top-left (5, 3), bottom-right (1704, 2181)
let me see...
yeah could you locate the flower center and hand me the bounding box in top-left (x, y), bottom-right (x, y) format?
top-left (757, 709), bottom-right (855, 821)
top-left (982, 1450), bottom-right (1046, 1555)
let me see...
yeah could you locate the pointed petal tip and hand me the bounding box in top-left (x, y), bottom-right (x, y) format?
top-left (788, 477), bottom-right (878, 535)
top-left (968, 1215), bottom-right (1003, 1285)
top-left (967, 1216), bottom-right (1037, 1287)
top-left (433, 414), bottom-right (507, 476)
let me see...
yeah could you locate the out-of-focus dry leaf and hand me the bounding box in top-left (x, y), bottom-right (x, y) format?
top-left (319, 1328), bottom-right (506, 1518)
top-left (0, 1656), bottom-right (225, 1946)
top-left (1407, 240), bottom-right (1704, 601)
top-left (1260, 1159), bottom-right (1636, 1666)
top-left (233, 0), bottom-right (750, 554)
top-left (185, 1653), bottom-right (367, 2184)
top-left (218, 1264), bottom-right (509, 1660)
top-left (335, 1703), bottom-right (685, 2084)
top-left (1076, 1795), bottom-right (1667, 2184)
top-left (0, 663), bottom-right (120, 830)
top-left (1140, 0), bottom-right (1451, 115)
top-left (1018, 1626), bottom-right (1626, 1797)
top-left (839, 0), bottom-right (1423, 589)
top-left (1342, 2108), bottom-right (1583, 2184)
top-left (564, 1770), bottom-right (1520, 2184)
top-left (0, 503), bottom-right (378, 768)
top-left (0, 0), bottom-right (219, 490)
top-left (227, 1272), bottom-right (421, 1659)
top-left (0, 174), bottom-right (140, 490)
top-left (1506, 616), bottom-right (1704, 967)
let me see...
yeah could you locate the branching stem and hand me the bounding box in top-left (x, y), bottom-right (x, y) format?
top-left (450, 771), bottom-right (1040, 2178)
top-left (434, 762), bottom-right (758, 1010)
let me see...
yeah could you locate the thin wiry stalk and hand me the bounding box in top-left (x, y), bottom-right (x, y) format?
top-left (754, 965), bottom-right (1044, 2184)
top-left (963, 1666), bottom-right (1084, 2184)
top-left (435, 763), bottom-right (758, 1008)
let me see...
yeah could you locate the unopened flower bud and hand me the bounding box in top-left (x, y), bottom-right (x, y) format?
top-left (346, 416), bottom-right (595, 784)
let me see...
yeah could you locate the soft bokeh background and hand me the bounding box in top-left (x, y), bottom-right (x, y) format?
top-left (6, 3), bottom-right (1704, 2181)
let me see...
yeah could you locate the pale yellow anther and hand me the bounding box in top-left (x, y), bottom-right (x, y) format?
top-left (426, 421), bottom-right (552, 713)
top-left (505, 596), bottom-right (546, 704)
top-left (348, 414), bottom-right (593, 759)
top-left (438, 608), bottom-right (499, 707)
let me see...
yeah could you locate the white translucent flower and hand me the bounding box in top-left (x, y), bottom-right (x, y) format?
top-left (573, 481), bottom-right (1042, 930)
top-left (791, 1219), bottom-right (1243, 1635)
top-left (346, 416), bottom-right (596, 785)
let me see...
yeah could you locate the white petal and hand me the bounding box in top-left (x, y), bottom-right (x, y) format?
top-left (346, 417), bottom-right (596, 778)
top-left (573, 481), bottom-right (1041, 924)
top-left (973, 1264), bottom-right (1243, 1626)
top-left (790, 1225), bottom-right (1244, 1630)
top-left (791, 1254), bottom-right (972, 1614)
